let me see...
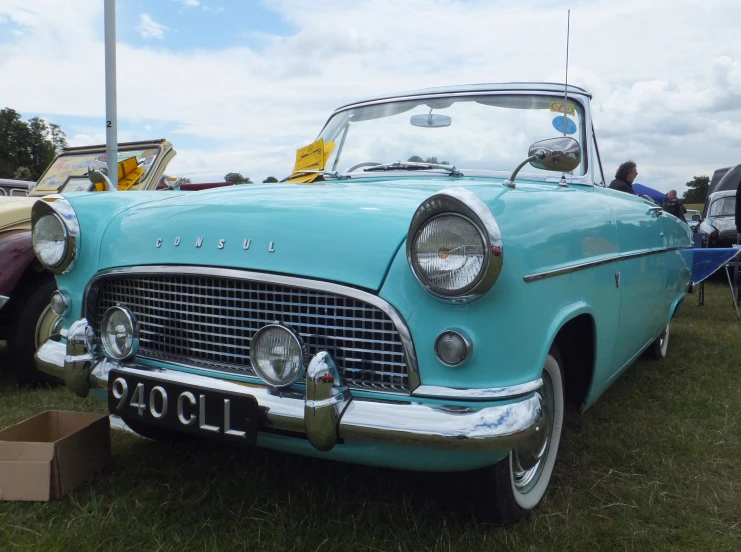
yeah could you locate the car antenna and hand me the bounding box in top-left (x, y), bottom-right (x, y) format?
top-left (559, 9), bottom-right (571, 188)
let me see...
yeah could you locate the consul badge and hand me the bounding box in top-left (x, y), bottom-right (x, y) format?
top-left (155, 237), bottom-right (276, 252)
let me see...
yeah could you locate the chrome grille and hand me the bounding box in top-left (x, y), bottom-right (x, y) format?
top-left (91, 274), bottom-right (410, 392)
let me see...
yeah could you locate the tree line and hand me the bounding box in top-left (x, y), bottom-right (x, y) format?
top-left (0, 108), bottom-right (68, 181)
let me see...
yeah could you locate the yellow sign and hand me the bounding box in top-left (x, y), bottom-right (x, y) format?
top-left (549, 101), bottom-right (576, 116)
top-left (293, 138), bottom-right (326, 173)
top-left (287, 139), bottom-right (336, 183)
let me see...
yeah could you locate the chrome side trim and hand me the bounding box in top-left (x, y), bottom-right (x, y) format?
top-left (523, 246), bottom-right (692, 283)
top-left (0, 295), bottom-right (9, 312)
top-left (413, 378), bottom-right (543, 401)
top-left (83, 265), bottom-right (421, 391)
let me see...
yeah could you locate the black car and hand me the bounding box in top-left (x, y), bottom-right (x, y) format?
top-left (697, 190), bottom-right (738, 247)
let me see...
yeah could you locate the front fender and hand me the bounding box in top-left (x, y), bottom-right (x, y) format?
top-left (0, 230), bottom-right (35, 297)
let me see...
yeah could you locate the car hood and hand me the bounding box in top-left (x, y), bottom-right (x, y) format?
top-left (0, 196), bottom-right (39, 232)
top-left (97, 182), bottom-right (439, 290)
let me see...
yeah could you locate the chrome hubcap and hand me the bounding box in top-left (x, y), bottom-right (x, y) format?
top-left (511, 371), bottom-right (554, 494)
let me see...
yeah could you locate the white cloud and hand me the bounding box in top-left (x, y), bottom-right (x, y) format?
top-left (1, 0), bottom-right (741, 189)
top-left (136, 14), bottom-right (168, 40)
top-left (173, 0), bottom-right (200, 7)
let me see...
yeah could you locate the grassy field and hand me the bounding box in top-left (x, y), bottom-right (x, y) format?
top-left (685, 203), bottom-right (704, 212)
top-left (0, 283), bottom-right (740, 551)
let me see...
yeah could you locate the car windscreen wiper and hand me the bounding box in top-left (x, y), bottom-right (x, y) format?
top-left (363, 162), bottom-right (463, 177)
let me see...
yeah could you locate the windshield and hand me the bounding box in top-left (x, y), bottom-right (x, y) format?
top-left (31, 147), bottom-right (161, 195)
top-left (319, 94), bottom-right (587, 177)
top-left (710, 197), bottom-right (735, 217)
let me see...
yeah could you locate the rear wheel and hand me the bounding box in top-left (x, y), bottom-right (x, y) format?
top-left (8, 279), bottom-right (61, 384)
top-left (468, 348), bottom-right (565, 524)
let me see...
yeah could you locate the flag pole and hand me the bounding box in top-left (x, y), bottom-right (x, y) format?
top-left (104, 0), bottom-right (118, 188)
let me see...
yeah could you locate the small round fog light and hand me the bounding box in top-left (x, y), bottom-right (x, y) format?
top-left (250, 324), bottom-right (306, 387)
top-left (435, 330), bottom-right (472, 366)
top-left (50, 290), bottom-right (69, 316)
top-left (101, 306), bottom-right (139, 360)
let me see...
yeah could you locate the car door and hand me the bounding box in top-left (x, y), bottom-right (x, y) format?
top-left (609, 195), bottom-right (667, 377)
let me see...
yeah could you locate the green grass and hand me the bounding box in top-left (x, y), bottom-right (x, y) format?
top-left (685, 203), bottom-right (704, 212)
top-left (1, 283), bottom-right (740, 551)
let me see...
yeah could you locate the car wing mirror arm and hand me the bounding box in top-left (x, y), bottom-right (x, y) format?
top-left (503, 150), bottom-right (547, 189)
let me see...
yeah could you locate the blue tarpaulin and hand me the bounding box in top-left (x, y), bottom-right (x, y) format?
top-left (687, 247), bottom-right (741, 285)
top-left (632, 183), bottom-right (665, 203)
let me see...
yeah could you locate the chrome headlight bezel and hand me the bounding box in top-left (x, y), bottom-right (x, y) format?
top-left (406, 188), bottom-right (503, 303)
top-left (31, 195), bottom-right (80, 275)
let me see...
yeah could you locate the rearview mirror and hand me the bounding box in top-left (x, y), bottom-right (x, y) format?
top-left (528, 137), bottom-right (581, 172)
top-left (410, 114), bottom-right (452, 128)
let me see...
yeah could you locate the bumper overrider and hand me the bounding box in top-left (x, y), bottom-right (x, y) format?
top-left (36, 318), bottom-right (545, 454)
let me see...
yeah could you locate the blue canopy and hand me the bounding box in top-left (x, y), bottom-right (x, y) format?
top-left (632, 182), bottom-right (665, 203)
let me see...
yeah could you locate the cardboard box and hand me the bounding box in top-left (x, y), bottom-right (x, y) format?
top-left (0, 411), bottom-right (110, 501)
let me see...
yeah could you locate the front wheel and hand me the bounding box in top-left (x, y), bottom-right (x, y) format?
top-left (469, 348), bottom-right (565, 524)
top-left (7, 279), bottom-right (61, 384)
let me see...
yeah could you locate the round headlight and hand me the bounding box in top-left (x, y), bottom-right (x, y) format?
top-left (411, 214), bottom-right (485, 295)
top-left (407, 188), bottom-right (503, 302)
top-left (250, 325), bottom-right (306, 387)
top-left (101, 306), bottom-right (139, 360)
top-left (33, 213), bottom-right (68, 268)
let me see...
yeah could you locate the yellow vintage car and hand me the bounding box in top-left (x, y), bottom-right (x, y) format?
top-left (0, 139), bottom-right (178, 381)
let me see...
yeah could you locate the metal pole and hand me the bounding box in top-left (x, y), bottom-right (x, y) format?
top-left (104, 0), bottom-right (118, 188)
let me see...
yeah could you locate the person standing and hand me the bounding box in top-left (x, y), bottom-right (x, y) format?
top-left (661, 190), bottom-right (687, 222)
top-left (609, 161), bottom-right (638, 194)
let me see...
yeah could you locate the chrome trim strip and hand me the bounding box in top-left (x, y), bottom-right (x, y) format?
top-left (412, 378), bottom-right (543, 401)
top-left (0, 295), bottom-right (9, 312)
top-left (523, 246), bottom-right (692, 283)
top-left (82, 265), bottom-right (421, 391)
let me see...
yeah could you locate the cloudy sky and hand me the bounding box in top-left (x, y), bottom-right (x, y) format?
top-left (1, 0), bottom-right (740, 192)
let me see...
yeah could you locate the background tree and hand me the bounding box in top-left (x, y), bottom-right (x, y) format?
top-left (262, 176), bottom-right (279, 183)
top-left (407, 155), bottom-right (450, 165)
top-left (0, 108), bottom-right (67, 180)
top-left (224, 172), bottom-right (253, 184)
top-left (682, 175), bottom-right (710, 204)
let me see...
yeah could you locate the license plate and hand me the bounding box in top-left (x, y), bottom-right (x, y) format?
top-left (108, 369), bottom-right (260, 445)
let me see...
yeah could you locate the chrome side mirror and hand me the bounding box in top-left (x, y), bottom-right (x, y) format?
top-left (503, 137), bottom-right (581, 189)
top-left (87, 160), bottom-right (117, 192)
top-left (528, 137), bottom-right (581, 172)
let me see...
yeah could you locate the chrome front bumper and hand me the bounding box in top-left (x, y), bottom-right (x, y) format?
top-left (36, 320), bottom-right (545, 454)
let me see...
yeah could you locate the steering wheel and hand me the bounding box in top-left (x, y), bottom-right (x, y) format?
top-left (347, 162), bottom-right (382, 172)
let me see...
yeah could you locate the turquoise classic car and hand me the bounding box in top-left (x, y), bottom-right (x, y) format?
top-left (32, 83), bottom-right (692, 523)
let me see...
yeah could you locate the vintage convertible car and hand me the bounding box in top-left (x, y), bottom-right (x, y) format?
top-left (33, 83), bottom-right (692, 523)
top-left (0, 139), bottom-right (229, 381)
